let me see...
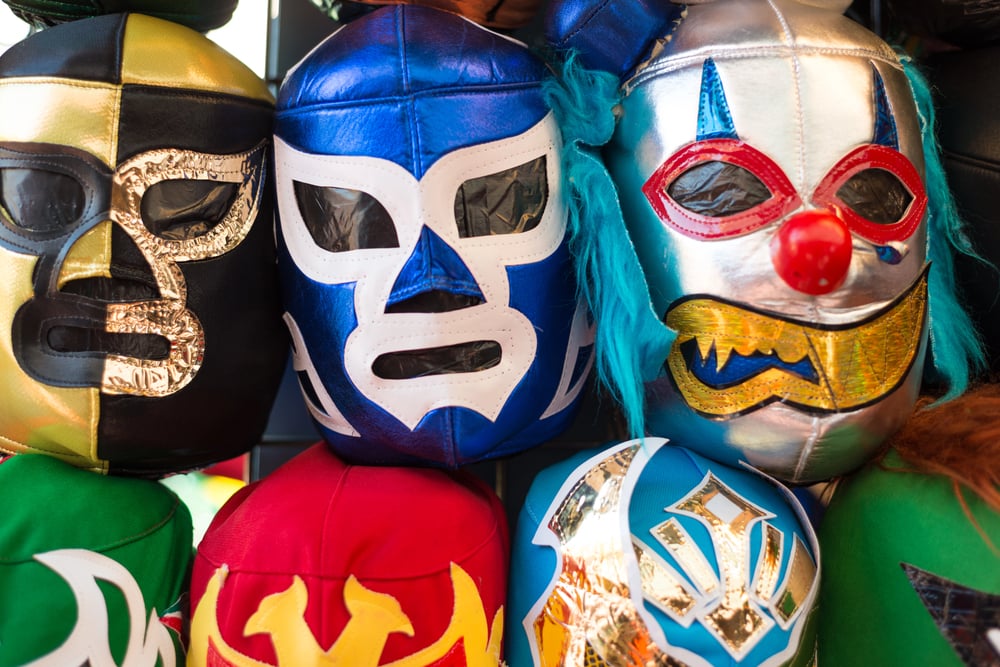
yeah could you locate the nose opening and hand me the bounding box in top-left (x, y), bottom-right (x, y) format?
top-left (385, 290), bottom-right (483, 313)
top-left (385, 226), bottom-right (485, 314)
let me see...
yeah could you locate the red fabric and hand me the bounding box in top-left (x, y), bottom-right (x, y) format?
top-left (201, 455), bottom-right (247, 482)
top-left (191, 444), bottom-right (508, 666)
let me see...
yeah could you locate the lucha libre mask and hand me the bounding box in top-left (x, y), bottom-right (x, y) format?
top-left (507, 439), bottom-right (821, 667)
top-left (274, 5), bottom-right (592, 467)
top-left (0, 14), bottom-right (286, 475)
top-left (188, 444), bottom-right (509, 667)
top-left (553, 0), bottom-right (930, 482)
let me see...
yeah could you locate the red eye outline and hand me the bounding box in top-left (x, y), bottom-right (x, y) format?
top-left (641, 138), bottom-right (802, 240)
top-left (811, 144), bottom-right (926, 245)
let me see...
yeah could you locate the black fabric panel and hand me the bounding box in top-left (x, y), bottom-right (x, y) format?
top-left (925, 47), bottom-right (1000, 374)
top-left (0, 13), bottom-right (124, 82)
top-left (117, 86), bottom-right (273, 161)
top-left (98, 194), bottom-right (287, 477)
top-left (4, 0), bottom-right (237, 32)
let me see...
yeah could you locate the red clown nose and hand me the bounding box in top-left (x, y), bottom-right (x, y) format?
top-left (771, 209), bottom-right (853, 294)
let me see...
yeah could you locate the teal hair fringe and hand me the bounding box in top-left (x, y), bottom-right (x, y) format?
top-left (902, 57), bottom-right (987, 400)
top-left (542, 52), bottom-right (671, 438)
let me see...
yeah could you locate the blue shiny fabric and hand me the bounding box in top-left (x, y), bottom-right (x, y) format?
top-left (388, 226), bottom-right (483, 306)
top-left (276, 5), bottom-right (548, 178)
top-left (274, 5), bottom-right (586, 467)
top-left (544, 0), bottom-right (684, 80)
top-left (277, 235), bottom-right (581, 466)
top-left (873, 66), bottom-right (900, 149)
top-left (697, 58), bottom-right (739, 141)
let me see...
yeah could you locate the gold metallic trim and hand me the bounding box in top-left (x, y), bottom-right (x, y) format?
top-left (532, 443), bottom-right (690, 666)
top-left (665, 269), bottom-right (928, 416)
top-left (121, 14), bottom-right (273, 104)
top-left (0, 79), bottom-right (119, 165)
top-left (100, 144), bottom-right (265, 397)
top-left (668, 474), bottom-right (772, 656)
top-left (772, 535), bottom-right (817, 628)
top-left (633, 538), bottom-right (698, 620)
top-left (754, 523), bottom-right (783, 603)
top-left (651, 519), bottom-right (719, 595)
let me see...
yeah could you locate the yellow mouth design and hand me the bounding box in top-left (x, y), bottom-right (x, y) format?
top-left (665, 268), bottom-right (928, 417)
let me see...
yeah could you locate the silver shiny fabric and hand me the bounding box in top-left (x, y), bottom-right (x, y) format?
top-left (605, 0), bottom-right (928, 482)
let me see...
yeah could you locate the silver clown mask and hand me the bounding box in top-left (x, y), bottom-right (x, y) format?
top-left (602, 0), bottom-right (928, 482)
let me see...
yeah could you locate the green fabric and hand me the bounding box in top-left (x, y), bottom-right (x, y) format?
top-left (817, 449), bottom-right (1000, 666)
top-left (0, 454), bottom-right (193, 667)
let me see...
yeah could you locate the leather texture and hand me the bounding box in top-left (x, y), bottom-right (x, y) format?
top-left (0, 14), bottom-right (286, 476)
top-left (926, 46), bottom-right (1000, 374)
top-left (274, 6), bottom-right (590, 467)
top-left (277, 5), bottom-right (548, 179)
top-left (3, 0), bottom-right (237, 31)
top-left (544, 0), bottom-right (684, 80)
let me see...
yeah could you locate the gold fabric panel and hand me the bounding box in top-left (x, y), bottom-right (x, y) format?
top-left (666, 270), bottom-right (928, 416)
top-left (120, 14), bottom-right (273, 104)
top-left (754, 523), bottom-right (783, 603)
top-left (0, 247), bottom-right (101, 470)
top-left (58, 222), bottom-right (113, 288)
top-left (0, 79), bottom-right (119, 165)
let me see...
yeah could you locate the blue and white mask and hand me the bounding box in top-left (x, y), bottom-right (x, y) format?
top-left (274, 5), bottom-right (592, 466)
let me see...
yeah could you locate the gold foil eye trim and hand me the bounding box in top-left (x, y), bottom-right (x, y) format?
top-left (754, 523), bottom-right (783, 603)
top-left (111, 143), bottom-right (265, 265)
top-left (102, 299), bottom-right (204, 397)
top-left (532, 443), bottom-right (688, 667)
top-left (771, 535), bottom-right (817, 628)
top-left (632, 538), bottom-right (698, 619)
top-left (96, 144), bottom-right (265, 397)
top-left (665, 269), bottom-right (928, 416)
top-left (667, 474), bottom-right (773, 657)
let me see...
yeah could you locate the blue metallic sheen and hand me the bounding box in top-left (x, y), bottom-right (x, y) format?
top-left (697, 58), bottom-right (739, 141)
top-left (276, 5), bottom-right (548, 178)
top-left (387, 226), bottom-right (484, 306)
top-left (872, 65), bottom-right (900, 149)
top-left (544, 0), bottom-right (684, 81)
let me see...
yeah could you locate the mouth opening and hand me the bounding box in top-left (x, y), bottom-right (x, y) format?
top-left (372, 341), bottom-right (501, 379)
top-left (679, 338), bottom-right (819, 388)
top-left (385, 290), bottom-right (484, 314)
top-left (60, 275), bottom-right (159, 302)
top-left (47, 325), bottom-right (171, 359)
top-left (52, 277), bottom-right (168, 358)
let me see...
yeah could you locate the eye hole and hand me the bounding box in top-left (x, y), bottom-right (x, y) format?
top-left (0, 167), bottom-right (85, 232)
top-left (293, 182), bottom-right (399, 252)
top-left (141, 180), bottom-right (239, 240)
top-left (642, 139), bottom-right (801, 240)
top-left (811, 144), bottom-right (926, 246)
top-left (835, 167), bottom-right (913, 224)
top-left (667, 160), bottom-right (772, 217)
top-left (454, 155), bottom-right (547, 238)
